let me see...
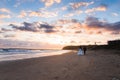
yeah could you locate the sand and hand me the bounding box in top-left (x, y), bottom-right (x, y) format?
top-left (0, 50), bottom-right (120, 80)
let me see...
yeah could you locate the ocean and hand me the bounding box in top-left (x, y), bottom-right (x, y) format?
top-left (0, 49), bottom-right (70, 62)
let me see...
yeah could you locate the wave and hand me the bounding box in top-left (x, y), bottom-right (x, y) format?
top-left (0, 49), bottom-right (71, 62)
top-left (0, 49), bottom-right (58, 55)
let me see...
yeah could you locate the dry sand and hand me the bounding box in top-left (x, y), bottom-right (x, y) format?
top-left (0, 50), bottom-right (120, 80)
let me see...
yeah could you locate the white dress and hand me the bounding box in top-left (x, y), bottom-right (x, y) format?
top-left (77, 49), bottom-right (84, 55)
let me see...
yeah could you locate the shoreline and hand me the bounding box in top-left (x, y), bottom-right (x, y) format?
top-left (0, 50), bottom-right (120, 80)
top-left (0, 50), bottom-right (71, 62)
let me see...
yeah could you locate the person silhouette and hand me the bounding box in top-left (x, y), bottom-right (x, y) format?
top-left (83, 46), bottom-right (87, 55)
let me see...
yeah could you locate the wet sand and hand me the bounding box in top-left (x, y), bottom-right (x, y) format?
top-left (0, 50), bottom-right (120, 80)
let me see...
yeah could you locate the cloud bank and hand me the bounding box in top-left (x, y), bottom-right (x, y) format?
top-left (84, 16), bottom-right (120, 33)
top-left (9, 22), bottom-right (56, 33)
top-left (7, 16), bottom-right (120, 35)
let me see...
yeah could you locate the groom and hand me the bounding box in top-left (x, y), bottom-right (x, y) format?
top-left (83, 46), bottom-right (87, 55)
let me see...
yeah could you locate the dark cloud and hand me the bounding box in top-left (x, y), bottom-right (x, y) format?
top-left (71, 19), bottom-right (79, 23)
top-left (70, 41), bottom-right (77, 43)
top-left (110, 31), bottom-right (120, 35)
top-left (100, 4), bottom-right (108, 8)
top-left (9, 22), bottom-right (56, 33)
top-left (40, 23), bottom-right (56, 33)
top-left (85, 16), bottom-right (120, 33)
top-left (7, 17), bottom-right (120, 35)
top-left (57, 19), bottom-right (80, 24)
top-left (109, 22), bottom-right (120, 31)
top-left (96, 31), bottom-right (102, 34)
top-left (4, 34), bottom-right (15, 38)
top-left (75, 31), bottom-right (82, 33)
top-left (0, 28), bottom-right (12, 33)
top-left (9, 22), bottom-right (40, 32)
top-left (44, 29), bottom-right (56, 33)
top-left (1, 28), bottom-right (12, 31)
top-left (40, 24), bottom-right (54, 29)
top-left (85, 16), bottom-right (102, 27)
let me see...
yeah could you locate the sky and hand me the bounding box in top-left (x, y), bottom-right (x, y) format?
top-left (0, 0), bottom-right (120, 49)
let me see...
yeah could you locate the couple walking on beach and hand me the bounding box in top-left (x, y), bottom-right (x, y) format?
top-left (77, 46), bottom-right (87, 56)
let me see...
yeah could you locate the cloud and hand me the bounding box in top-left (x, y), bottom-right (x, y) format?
top-left (7, 19), bottom-right (82, 34)
top-left (75, 31), bottom-right (82, 33)
top-left (61, 6), bottom-right (67, 11)
top-left (0, 28), bottom-right (2, 33)
top-left (111, 31), bottom-right (120, 35)
top-left (56, 19), bottom-right (80, 25)
top-left (54, 19), bottom-right (82, 33)
top-left (0, 8), bottom-right (11, 13)
top-left (63, 10), bottom-right (83, 17)
top-left (18, 11), bottom-right (27, 18)
top-left (70, 1), bottom-right (94, 9)
top-left (39, 23), bottom-right (56, 33)
top-left (84, 16), bottom-right (120, 33)
top-left (4, 34), bottom-right (15, 38)
top-left (18, 10), bottom-right (57, 18)
top-left (112, 13), bottom-right (119, 16)
top-left (76, 10), bottom-right (83, 14)
top-left (95, 4), bottom-right (107, 11)
top-left (63, 13), bottom-right (74, 18)
top-left (7, 16), bottom-right (120, 35)
top-left (0, 39), bottom-right (62, 49)
top-left (0, 14), bottom-right (11, 19)
top-left (0, 8), bottom-right (11, 19)
top-left (0, 39), bottom-right (33, 48)
top-left (9, 22), bottom-right (56, 33)
top-left (29, 10), bottom-right (57, 18)
top-left (41, 0), bottom-right (61, 7)
top-left (85, 4), bottom-right (107, 13)
top-left (1, 28), bottom-right (12, 32)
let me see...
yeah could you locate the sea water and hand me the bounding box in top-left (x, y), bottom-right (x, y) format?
top-left (0, 49), bottom-right (70, 62)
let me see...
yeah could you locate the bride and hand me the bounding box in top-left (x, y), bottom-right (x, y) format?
top-left (77, 47), bottom-right (84, 55)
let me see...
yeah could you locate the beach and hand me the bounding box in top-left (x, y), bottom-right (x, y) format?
top-left (0, 50), bottom-right (120, 80)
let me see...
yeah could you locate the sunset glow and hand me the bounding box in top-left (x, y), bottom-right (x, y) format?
top-left (0, 0), bottom-right (120, 49)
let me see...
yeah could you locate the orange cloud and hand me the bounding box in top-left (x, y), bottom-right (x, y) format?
top-left (70, 1), bottom-right (94, 9)
top-left (0, 8), bottom-right (10, 13)
top-left (17, 10), bottom-right (57, 18)
top-left (41, 0), bottom-right (61, 7)
top-left (29, 11), bottom-right (57, 18)
top-left (0, 14), bottom-right (11, 19)
top-left (82, 16), bottom-right (120, 35)
top-left (85, 5), bottom-right (107, 13)
top-left (96, 5), bottom-right (107, 11)
top-left (18, 11), bottom-right (27, 18)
